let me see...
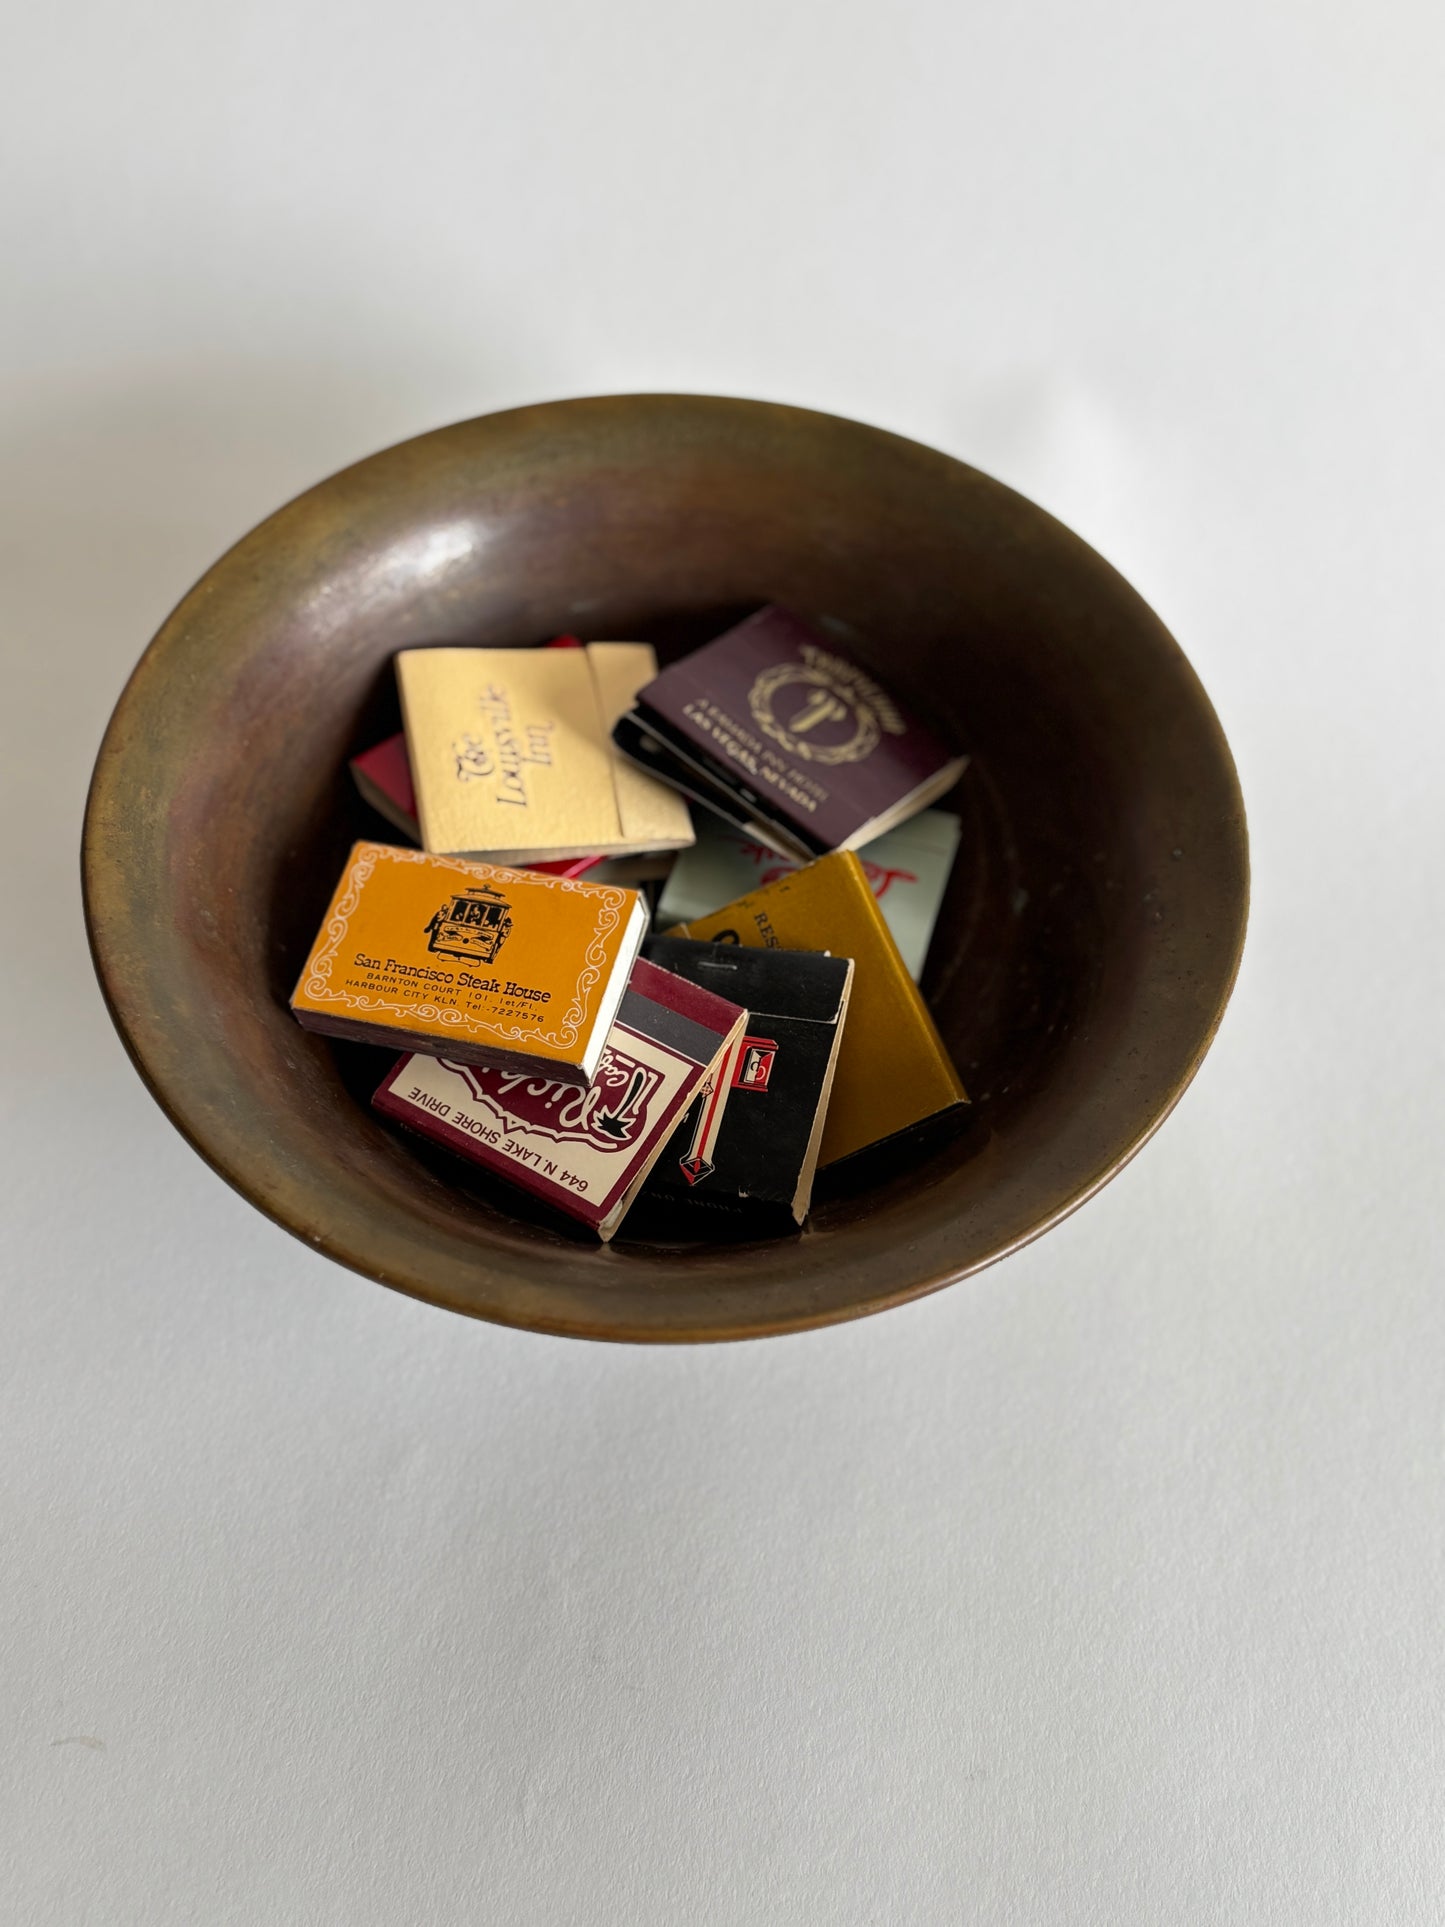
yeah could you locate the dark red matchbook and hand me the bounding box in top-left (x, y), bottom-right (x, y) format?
top-left (372, 957), bottom-right (746, 1240)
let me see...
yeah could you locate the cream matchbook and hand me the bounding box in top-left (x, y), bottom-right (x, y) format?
top-left (397, 643), bottom-right (696, 866)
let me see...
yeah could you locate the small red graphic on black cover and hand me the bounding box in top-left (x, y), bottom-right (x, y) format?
top-left (731, 1037), bottom-right (778, 1093)
top-left (424, 884), bottom-right (513, 964)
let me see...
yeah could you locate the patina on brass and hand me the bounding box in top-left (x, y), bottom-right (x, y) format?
top-left (82, 394), bottom-right (1249, 1342)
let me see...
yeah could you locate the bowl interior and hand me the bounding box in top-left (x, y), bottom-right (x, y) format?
top-left (84, 395), bottom-right (1247, 1340)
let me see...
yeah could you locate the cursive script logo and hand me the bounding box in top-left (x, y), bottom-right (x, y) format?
top-left (736, 840), bottom-right (917, 901)
top-left (453, 683), bottom-right (554, 807)
top-left (440, 1047), bottom-right (662, 1152)
top-left (453, 732), bottom-right (494, 783)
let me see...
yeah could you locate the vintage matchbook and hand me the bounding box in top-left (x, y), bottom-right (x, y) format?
top-left (349, 637), bottom-right (583, 845)
top-left (656, 807), bottom-right (962, 981)
top-left (372, 958), bottom-right (746, 1240)
top-left (289, 841), bottom-right (649, 1086)
top-left (637, 939), bottom-right (853, 1234)
top-left (612, 606), bottom-right (968, 863)
top-left (667, 851), bottom-right (967, 1167)
top-left (396, 642), bottom-right (695, 865)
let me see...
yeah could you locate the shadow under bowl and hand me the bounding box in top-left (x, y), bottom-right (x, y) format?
top-left (83, 394), bottom-right (1248, 1341)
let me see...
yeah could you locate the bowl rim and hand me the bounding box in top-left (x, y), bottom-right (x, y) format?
top-left (82, 391), bottom-right (1250, 1342)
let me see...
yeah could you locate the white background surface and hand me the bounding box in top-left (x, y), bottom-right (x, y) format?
top-left (3, 3), bottom-right (1443, 1920)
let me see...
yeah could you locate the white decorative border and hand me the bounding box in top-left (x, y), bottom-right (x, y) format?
top-left (302, 843), bottom-right (625, 1050)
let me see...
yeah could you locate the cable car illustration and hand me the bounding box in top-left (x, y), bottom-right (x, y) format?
top-left (425, 885), bottom-right (514, 964)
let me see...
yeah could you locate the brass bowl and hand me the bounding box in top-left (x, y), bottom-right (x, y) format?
top-left (83, 395), bottom-right (1248, 1342)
